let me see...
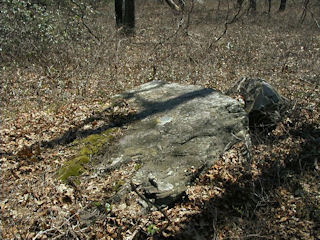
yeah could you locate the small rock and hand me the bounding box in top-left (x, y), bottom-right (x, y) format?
top-left (227, 77), bottom-right (288, 130)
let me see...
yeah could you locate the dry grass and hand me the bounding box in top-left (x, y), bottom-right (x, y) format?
top-left (1, 0), bottom-right (320, 239)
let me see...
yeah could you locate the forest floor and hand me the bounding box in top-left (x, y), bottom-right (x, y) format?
top-left (1, 1), bottom-right (320, 239)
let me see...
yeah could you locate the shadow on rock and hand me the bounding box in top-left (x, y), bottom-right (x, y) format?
top-left (36, 81), bottom-right (214, 150)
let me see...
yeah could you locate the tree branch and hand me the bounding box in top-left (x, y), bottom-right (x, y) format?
top-left (209, 0), bottom-right (244, 48)
top-left (70, 0), bottom-right (100, 41)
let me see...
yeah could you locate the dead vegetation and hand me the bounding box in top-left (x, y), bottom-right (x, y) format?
top-left (1, 0), bottom-right (320, 239)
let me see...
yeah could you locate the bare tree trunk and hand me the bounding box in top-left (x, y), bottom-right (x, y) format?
top-left (279, 0), bottom-right (286, 12)
top-left (237, 0), bottom-right (243, 8)
top-left (268, 0), bottom-right (272, 13)
top-left (115, 0), bottom-right (135, 33)
top-left (115, 0), bottom-right (123, 28)
top-left (250, 0), bottom-right (257, 12)
top-left (124, 0), bottom-right (135, 31)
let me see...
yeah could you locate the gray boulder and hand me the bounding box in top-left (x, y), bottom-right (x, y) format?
top-left (226, 77), bottom-right (288, 129)
top-left (101, 81), bottom-right (249, 207)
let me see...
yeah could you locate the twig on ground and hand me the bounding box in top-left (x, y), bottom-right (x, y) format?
top-left (130, 181), bottom-right (172, 234)
top-left (33, 204), bottom-right (90, 240)
top-left (212, 207), bottom-right (219, 240)
top-left (32, 227), bottom-right (61, 240)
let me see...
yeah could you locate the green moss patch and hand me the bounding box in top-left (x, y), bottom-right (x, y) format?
top-left (58, 128), bottom-right (118, 182)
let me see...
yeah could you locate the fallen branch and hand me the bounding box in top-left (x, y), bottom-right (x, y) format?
top-left (165, 0), bottom-right (182, 12)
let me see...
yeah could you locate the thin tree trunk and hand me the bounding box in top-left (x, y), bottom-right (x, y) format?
top-left (250, 0), bottom-right (256, 12)
top-left (115, 0), bottom-right (123, 28)
top-left (300, 0), bottom-right (310, 23)
top-left (279, 0), bottom-right (286, 12)
top-left (124, 0), bottom-right (135, 31)
top-left (268, 0), bottom-right (272, 13)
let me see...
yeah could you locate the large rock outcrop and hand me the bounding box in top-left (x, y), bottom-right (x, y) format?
top-left (101, 81), bottom-right (250, 206)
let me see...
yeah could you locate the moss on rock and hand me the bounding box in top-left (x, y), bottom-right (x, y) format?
top-left (58, 128), bottom-right (118, 182)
